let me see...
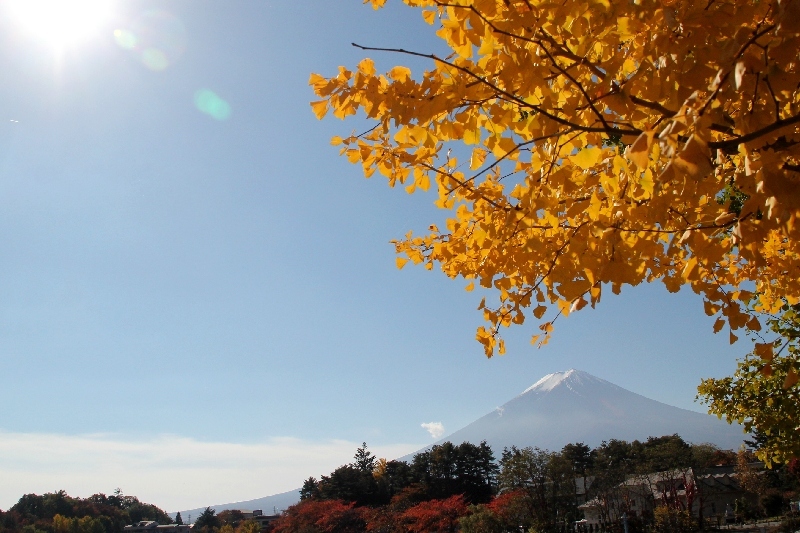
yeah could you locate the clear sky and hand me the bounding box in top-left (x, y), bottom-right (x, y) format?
top-left (0, 0), bottom-right (745, 513)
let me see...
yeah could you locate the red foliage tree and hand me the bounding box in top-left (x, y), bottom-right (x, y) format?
top-left (487, 489), bottom-right (530, 527)
top-left (396, 495), bottom-right (468, 533)
top-left (271, 500), bottom-right (366, 533)
top-left (364, 506), bottom-right (399, 533)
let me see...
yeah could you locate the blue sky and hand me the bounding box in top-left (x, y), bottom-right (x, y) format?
top-left (0, 0), bottom-right (745, 512)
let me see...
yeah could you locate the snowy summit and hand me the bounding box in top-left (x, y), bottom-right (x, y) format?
top-left (521, 368), bottom-right (610, 394)
top-left (419, 369), bottom-right (746, 454)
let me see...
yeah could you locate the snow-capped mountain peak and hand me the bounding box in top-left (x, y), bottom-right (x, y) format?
top-left (430, 369), bottom-right (746, 454)
top-left (200, 369), bottom-right (750, 516)
top-left (519, 368), bottom-right (610, 395)
top-left (522, 368), bottom-right (578, 393)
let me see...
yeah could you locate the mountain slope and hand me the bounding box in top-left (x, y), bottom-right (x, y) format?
top-left (433, 369), bottom-right (746, 453)
top-left (175, 370), bottom-right (747, 517)
top-left (171, 489), bottom-right (300, 522)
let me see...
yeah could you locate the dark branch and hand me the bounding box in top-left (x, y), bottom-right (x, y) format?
top-left (709, 113), bottom-right (800, 150)
top-left (350, 43), bottom-right (640, 137)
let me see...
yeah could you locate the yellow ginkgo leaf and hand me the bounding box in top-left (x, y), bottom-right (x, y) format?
top-left (310, 100), bottom-right (328, 120)
top-left (470, 148), bottom-right (487, 170)
top-left (568, 146), bottom-right (603, 170)
top-left (388, 66), bottom-right (412, 82)
top-left (463, 128), bottom-right (481, 146)
top-left (625, 131), bottom-right (654, 170)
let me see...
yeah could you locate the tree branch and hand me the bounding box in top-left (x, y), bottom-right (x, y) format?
top-left (350, 43), bottom-right (640, 137)
top-left (709, 113), bottom-right (800, 150)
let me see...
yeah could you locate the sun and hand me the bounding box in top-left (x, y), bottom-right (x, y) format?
top-left (7, 0), bottom-right (112, 49)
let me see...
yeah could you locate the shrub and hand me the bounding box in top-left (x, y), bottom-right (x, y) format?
top-left (653, 507), bottom-right (696, 533)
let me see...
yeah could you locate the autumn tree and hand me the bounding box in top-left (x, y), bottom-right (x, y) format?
top-left (699, 302), bottom-right (800, 464)
top-left (653, 506), bottom-right (696, 533)
top-left (1, 491), bottom-right (171, 533)
top-left (497, 446), bottom-right (573, 530)
top-left (458, 505), bottom-right (506, 533)
top-left (216, 510), bottom-right (246, 530)
top-left (395, 495), bottom-right (468, 533)
top-left (61, 516), bottom-right (105, 533)
top-left (271, 500), bottom-right (366, 533)
top-left (311, 0), bottom-right (800, 459)
top-left (233, 522), bottom-right (259, 533)
top-left (483, 489), bottom-right (533, 531)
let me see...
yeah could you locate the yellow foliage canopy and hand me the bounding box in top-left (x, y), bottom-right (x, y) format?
top-left (311, 0), bottom-right (800, 362)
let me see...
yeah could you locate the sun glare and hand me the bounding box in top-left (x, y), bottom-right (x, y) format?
top-left (7, 0), bottom-right (112, 49)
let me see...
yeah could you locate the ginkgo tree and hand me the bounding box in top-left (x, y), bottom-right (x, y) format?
top-left (310, 0), bottom-right (800, 460)
top-left (699, 302), bottom-right (800, 464)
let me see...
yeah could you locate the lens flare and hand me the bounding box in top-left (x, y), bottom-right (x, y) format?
top-left (114, 10), bottom-right (186, 71)
top-left (7, 0), bottom-right (111, 48)
top-left (194, 89), bottom-right (231, 121)
top-left (113, 29), bottom-right (137, 50)
top-left (142, 49), bottom-right (169, 71)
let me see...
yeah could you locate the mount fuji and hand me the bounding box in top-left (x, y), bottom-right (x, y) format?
top-left (174, 370), bottom-right (747, 517)
top-left (424, 369), bottom-right (747, 454)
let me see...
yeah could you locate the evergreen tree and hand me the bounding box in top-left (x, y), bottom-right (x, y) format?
top-left (412, 441), bottom-right (498, 503)
top-left (561, 443), bottom-right (595, 478)
top-left (352, 442), bottom-right (376, 473)
top-left (194, 508), bottom-right (218, 531)
top-left (319, 465), bottom-right (379, 506)
top-left (640, 435), bottom-right (693, 473)
top-left (299, 477), bottom-right (320, 501)
top-left (174, 513), bottom-right (182, 526)
top-left (377, 460), bottom-right (413, 501)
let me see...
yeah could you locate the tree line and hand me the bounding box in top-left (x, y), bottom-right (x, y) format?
top-left (298, 441), bottom-right (496, 507)
top-left (270, 435), bottom-right (800, 533)
top-left (0, 490), bottom-right (171, 533)
top-left (4, 435), bottom-right (798, 533)
top-left (191, 508), bottom-right (260, 533)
